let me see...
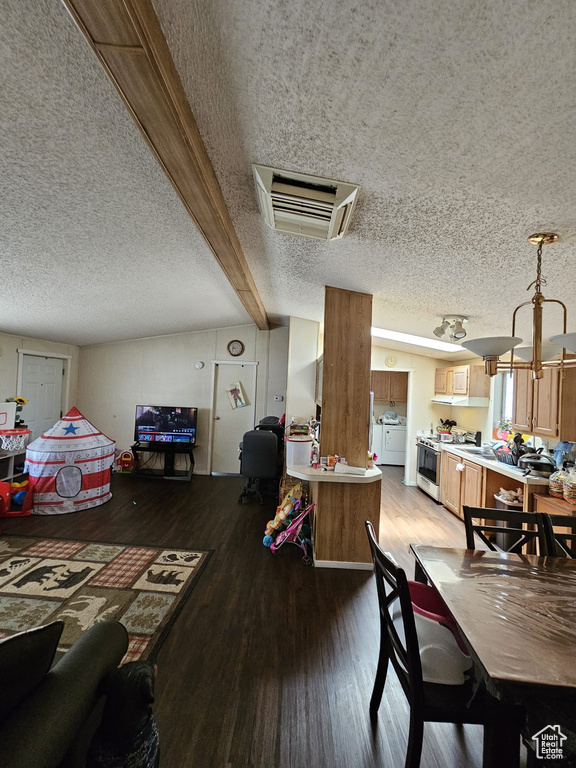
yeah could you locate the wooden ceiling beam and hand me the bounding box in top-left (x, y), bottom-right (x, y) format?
top-left (61, 0), bottom-right (269, 330)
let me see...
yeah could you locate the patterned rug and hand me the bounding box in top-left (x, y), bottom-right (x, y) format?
top-left (0, 536), bottom-right (211, 663)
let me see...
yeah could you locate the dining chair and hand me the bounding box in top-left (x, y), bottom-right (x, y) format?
top-left (365, 521), bottom-right (521, 768)
top-left (539, 512), bottom-right (576, 558)
top-left (462, 505), bottom-right (547, 555)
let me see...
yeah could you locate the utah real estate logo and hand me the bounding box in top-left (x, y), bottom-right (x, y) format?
top-left (532, 725), bottom-right (567, 760)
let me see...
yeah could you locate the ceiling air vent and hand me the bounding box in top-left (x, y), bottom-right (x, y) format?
top-left (252, 165), bottom-right (360, 241)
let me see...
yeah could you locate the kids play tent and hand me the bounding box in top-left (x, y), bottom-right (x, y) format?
top-left (23, 407), bottom-right (115, 515)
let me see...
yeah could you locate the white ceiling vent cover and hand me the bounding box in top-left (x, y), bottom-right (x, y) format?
top-left (253, 165), bottom-right (360, 241)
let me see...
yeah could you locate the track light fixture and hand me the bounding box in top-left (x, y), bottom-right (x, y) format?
top-left (433, 316), bottom-right (468, 342)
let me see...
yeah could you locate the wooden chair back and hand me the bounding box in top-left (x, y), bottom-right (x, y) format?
top-left (462, 505), bottom-right (547, 555)
top-left (365, 521), bottom-right (423, 710)
top-left (540, 512), bottom-right (576, 558)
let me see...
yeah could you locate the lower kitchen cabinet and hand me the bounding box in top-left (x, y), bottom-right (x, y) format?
top-left (441, 452), bottom-right (484, 520)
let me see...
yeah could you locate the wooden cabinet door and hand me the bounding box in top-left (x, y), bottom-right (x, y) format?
top-left (512, 368), bottom-right (532, 433)
top-left (446, 368), bottom-right (455, 395)
top-left (462, 460), bottom-right (483, 511)
top-left (389, 372), bottom-right (408, 402)
top-left (371, 371), bottom-right (390, 401)
top-left (434, 368), bottom-right (447, 394)
top-left (452, 366), bottom-right (469, 395)
top-left (533, 368), bottom-right (559, 438)
top-left (441, 452), bottom-right (462, 517)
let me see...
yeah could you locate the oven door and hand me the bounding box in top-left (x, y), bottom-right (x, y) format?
top-left (417, 443), bottom-right (440, 485)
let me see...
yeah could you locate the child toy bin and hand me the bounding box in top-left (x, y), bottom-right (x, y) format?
top-left (0, 429), bottom-right (31, 453)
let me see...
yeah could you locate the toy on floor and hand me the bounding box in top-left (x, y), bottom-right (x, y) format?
top-left (115, 451), bottom-right (135, 473)
top-left (0, 482), bottom-right (10, 515)
top-left (263, 483), bottom-right (302, 546)
top-left (270, 501), bottom-right (314, 565)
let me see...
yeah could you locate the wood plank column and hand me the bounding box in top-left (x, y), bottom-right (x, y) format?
top-left (314, 287), bottom-right (381, 567)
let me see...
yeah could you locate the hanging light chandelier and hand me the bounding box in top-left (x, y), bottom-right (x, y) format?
top-left (462, 233), bottom-right (576, 378)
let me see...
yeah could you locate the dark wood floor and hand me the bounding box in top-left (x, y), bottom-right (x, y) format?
top-left (2, 467), bottom-right (527, 767)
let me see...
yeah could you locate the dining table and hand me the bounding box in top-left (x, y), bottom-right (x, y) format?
top-left (410, 545), bottom-right (576, 768)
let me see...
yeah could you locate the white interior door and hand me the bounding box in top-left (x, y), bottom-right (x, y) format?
top-left (20, 355), bottom-right (64, 441)
top-left (211, 362), bottom-right (256, 475)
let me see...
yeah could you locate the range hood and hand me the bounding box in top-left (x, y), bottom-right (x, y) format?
top-left (430, 394), bottom-right (490, 407)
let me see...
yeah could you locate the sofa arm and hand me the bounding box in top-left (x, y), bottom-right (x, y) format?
top-left (0, 620), bottom-right (129, 768)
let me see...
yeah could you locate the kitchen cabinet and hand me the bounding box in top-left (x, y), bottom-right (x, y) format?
top-left (389, 372), bottom-right (408, 402)
top-left (441, 451), bottom-right (462, 516)
top-left (512, 368), bottom-right (532, 433)
top-left (462, 459), bottom-right (483, 510)
top-left (441, 451), bottom-right (484, 520)
top-left (512, 366), bottom-right (576, 440)
top-left (434, 368), bottom-right (447, 394)
top-left (434, 365), bottom-right (489, 397)
top-left (371, 370), bottom-right (408, 403)
top-left (452, 366), bottom-right (469, 395)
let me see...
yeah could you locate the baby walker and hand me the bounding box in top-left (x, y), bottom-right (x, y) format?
top-left (269, 501), bottom-right (314, 565)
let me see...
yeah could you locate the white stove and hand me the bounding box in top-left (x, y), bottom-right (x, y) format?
top-left (417, 435), bottom-right (442, 450)
top-left (415, 428), bottom-right (482, 502)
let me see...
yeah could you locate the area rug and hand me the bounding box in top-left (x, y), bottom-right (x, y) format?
top-left (0, 536), bottom-right (211, 662)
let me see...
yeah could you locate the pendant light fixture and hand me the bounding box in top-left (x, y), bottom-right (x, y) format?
top-left (462, 233), bottom-right (576, 378)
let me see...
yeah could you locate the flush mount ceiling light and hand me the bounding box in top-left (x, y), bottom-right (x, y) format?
top-left (462, 233), bottom-right (576, 378)
top-left (433, 315), bottom-right (468, 341)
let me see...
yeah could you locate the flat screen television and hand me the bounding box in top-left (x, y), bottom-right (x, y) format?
top-left (134, 405), bottom-right (198, 445)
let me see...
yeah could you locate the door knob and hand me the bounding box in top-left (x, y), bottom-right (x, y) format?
top-left (214, 416), bottom-right (221, 420)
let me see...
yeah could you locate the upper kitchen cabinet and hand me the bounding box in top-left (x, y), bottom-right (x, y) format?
top-left (434, 365), bottom-right (489, 398)
top-left (512, 366), bottom-right (576, 440)
top-left (371, 370), bottom-right (408, 403)
top-left (434, 368), bottom-right (448, 394)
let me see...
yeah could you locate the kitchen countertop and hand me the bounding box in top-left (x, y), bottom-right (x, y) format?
top-left (287, 465), bottom-right (382, 484)
top-left (441, 444), bottom-right (550, 486)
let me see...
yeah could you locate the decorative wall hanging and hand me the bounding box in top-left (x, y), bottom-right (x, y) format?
top-left (226, 382), bottom-right (247, 409)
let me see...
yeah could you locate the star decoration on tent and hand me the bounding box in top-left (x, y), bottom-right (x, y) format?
top-left (63, 423), bottom-right (79, 435)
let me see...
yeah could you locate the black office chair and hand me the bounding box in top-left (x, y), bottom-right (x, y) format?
top-left (540, 512), bottom-right (576, 558)
top-left (238, 429), bottom-right (280, 504)
top-left (462, 505), bottom-right (548, 555)
top-left (365, 520), bottom-right (523, 768)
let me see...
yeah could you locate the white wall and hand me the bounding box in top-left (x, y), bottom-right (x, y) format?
top-left (371, 345), bottom-right (454, 484)
top-left (0, 331), bottom-right (79, 415)
top-left (285, 317), bottom-right (319, 425)
top-left (77, 324), bottom-right (288, 475)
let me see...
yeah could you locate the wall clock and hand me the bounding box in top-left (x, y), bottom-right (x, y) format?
top-left (385, 356), bottom-right (397, 368)
top-left (227, 339), bottom-right (245, 357)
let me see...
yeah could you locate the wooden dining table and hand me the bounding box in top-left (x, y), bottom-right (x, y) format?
top-left (410, 545), bottom-right (576, 767)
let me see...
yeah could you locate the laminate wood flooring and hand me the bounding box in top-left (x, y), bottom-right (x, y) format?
top-left (2, 467), bottom-right (527, 767)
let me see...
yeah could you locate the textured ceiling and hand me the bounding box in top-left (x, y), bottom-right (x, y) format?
top-left (2, 0), bottom-right (576, 352)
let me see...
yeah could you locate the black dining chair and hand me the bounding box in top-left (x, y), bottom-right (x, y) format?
top-left (364, 521), bottom-right (522, 768)
top-left (539, 512), bottom-right (576, 558)
top-left (462, 505), bottom-right (548, 555)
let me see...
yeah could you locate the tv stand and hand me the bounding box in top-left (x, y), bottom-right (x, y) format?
top-left (131, 442), bottom-right (195, 481)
